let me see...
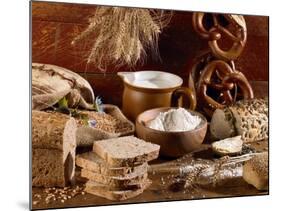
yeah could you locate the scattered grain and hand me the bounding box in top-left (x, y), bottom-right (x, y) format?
top-left (33, 201), bottom-right (39, 205)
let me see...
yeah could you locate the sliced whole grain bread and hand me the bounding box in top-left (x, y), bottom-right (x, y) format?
top-left (76, 152), bottom-right (148, 176)
top-left (85, 178), bottom-right (151, 191)
top-left (81, 168), bottom-right (147, 187)
top-left (84, 179), bottom-right (152, 201)
top-left (93, 136), bottom-right (160, 167)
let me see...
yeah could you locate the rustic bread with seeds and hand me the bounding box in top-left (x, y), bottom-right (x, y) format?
top-left (243, 152), bottom-right (268, 190)
top-left (81, 168), bottom-right (147, 188)
top-left (32, 110), bottom-right (77, 187)
top-left (76, 152), bottom-right (148, 176)
top-left (93, 136), bottom-right (160, 167)
top-left (32, 63), bottom-right (95, 110)
top-left (84, 179), bottom-right (152, 201)
top-left (210, 98), bottom-right (268, 143)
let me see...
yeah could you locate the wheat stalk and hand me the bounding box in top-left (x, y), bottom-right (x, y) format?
top-left (72, 6), bottom-right (173, 70)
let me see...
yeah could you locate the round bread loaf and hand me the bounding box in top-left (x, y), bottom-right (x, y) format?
top-left (210, 98), bottom-right (268, 143)
top-left (242, 152), bottom-right (268, 190)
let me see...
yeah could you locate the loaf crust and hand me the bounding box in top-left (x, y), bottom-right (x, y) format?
top-left (230, 99), bottom-right (268, 143)
top-left (210, 99), bottom-right (268, 143)
top-left (32, 110), bottom-right (77, 187)
top-left (32, 63), bottom-right (95, 110)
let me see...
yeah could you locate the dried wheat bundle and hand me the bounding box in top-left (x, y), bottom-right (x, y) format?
top-left (180, 153), bottom-right (262, 188)
top-left (72, 6), bottom-right (172, 71)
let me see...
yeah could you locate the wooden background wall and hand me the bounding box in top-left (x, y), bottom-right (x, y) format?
top-left (32, 1), bottom-right (269, 106)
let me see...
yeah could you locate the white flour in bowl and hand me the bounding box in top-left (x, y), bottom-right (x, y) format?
top-left (148, 108), bottom-right (201, 132)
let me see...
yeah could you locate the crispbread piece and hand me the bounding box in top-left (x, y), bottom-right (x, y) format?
top-left (81, 168), bottom-right (147, 187)
top-left (84, 179), bottom-right (151, 201)
top-left (76, 152), bottom-right (148, 176)
top-left (93, 136), bottom-right (160, 167)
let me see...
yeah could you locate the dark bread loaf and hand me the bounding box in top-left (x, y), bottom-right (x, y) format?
top-left (210, 98), bottom-right (268, 143)
top-left (32, 110), bottom-right (77, 187)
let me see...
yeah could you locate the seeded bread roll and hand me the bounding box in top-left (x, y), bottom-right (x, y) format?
top-left (84, 179), bottom-right (151, 201)
top-left (76, 152), bottom-right (148, 176)
top-left (32, 110), bottom-right (77, 187)
top-left (93, 136), bottom-right (160, 167)
top-left (243, 152), bottom-right (268, 190)
top-left (210, 98), bottom-right (268, 143)
top-left (81, 169), bottom-right (147, 188)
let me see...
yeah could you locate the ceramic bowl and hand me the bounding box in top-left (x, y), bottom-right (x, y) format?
top-left (135, 107), bottom-right (207, 157)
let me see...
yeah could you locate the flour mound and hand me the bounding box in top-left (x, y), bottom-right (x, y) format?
top-left (148, 108), bottom-right (201, 132)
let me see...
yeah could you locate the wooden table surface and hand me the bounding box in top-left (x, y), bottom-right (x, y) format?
top-left (32, 81), bottom-right (269, 210)
top-left (32, 141), bottom-right (268, 210)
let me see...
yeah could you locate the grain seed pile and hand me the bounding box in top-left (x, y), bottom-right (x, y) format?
top-left (32, 186), bottom-right (85, 205)
top-left (76, 110), bottom-right (132, 134)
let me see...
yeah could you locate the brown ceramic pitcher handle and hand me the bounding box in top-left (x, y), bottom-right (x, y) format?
top-left (171, 87), bottom-right (196, 110)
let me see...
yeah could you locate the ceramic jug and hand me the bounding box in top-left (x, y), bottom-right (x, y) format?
top-left (118, 71), bottom-right (196, 121)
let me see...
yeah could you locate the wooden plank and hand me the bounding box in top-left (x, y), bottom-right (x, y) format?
top-left (32, 21), bottom-right (57, 64)
top-left (236, 35), bottom-right (269, 81)
top-left (31, 2), bottom-right (269, 80)
top-left (32, 18), bottom-right (269, 81)
top-left (32, 1), bottom-right (96, 23)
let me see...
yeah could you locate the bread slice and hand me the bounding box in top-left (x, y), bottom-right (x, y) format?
top-left (76, 152), bottom-right (148, 176)
top-left (85, 178), bottom-right (151, 191)
top-left (211, 136), bottom-right (243, 156)
top-left (81, 168), bottom-right (147, 188)
top-left (84, 179), bottom-right (151, 201)
top-left (93, 136), bottom-right (160, 167)
top-left (243, 152), bottom-right (268, 190)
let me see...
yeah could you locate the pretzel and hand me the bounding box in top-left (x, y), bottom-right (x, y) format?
top-left (192, 13), bottom-right (247, 61)
top-left (197, 60), bottom-right (254, 115)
